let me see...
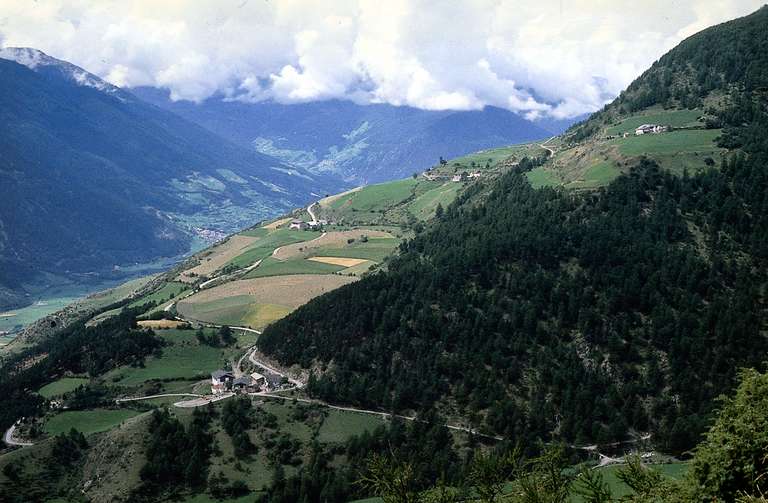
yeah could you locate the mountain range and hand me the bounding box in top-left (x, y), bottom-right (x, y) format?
top-left (0, 48), bottom-right (340, 311)
top-left (133, 87), bottom-right (570, 184)
top-left (0, 47), bottom-right (562, 311)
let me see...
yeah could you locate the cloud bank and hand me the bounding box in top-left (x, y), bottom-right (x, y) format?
top-left (0, 0), bottom-right (763, 118)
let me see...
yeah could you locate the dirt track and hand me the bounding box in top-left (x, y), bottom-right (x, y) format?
top-left (177, 235), bottom-right (259, 282)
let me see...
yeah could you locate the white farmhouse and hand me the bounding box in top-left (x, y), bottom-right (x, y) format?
top-left (635, 124), bottom-right (667, 135)
top-left (289, 219), bottom-right (309, 230)
top-left (211, 369), bottom-right (234, 394)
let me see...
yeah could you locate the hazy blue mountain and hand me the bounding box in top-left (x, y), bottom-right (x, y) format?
top-left (133, 88), bottom-right (569, 184)
top-left (0, 48), bottom-right (345, 310)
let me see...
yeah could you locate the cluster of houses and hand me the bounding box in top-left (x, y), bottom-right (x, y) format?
top-left (211, 369), bottom-right (268, 395)
top-left (607, 124), bottom-right (670, 140)
top-left (423, 170), bottom-right (482, 182)
top-left (634, 123), bottom-right (668, 135)
top-left (452, 172), bottom-right (482, 182)
top-left (289, 218), bottom-right (328, 230)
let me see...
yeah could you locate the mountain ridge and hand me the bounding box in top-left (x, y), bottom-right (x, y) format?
top-left (0, 49), bottom-right (347, 311)
top-left (133, 87), bottom-right (564, 184)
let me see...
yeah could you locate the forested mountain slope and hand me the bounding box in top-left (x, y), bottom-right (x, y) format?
top-left (0, 48), bottom-right (345, 311)
top-left (260, 6), bottom-right (768, 452)
top-left (133, 88), bottom-right (559, 184)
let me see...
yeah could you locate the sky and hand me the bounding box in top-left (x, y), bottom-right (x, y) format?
top-left (0, 0), bottom-right (764, 119)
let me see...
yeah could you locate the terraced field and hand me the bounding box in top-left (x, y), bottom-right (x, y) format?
top-left (308, 256), bottom-right (368, 267)
top-left (136, 319), bottom-right (188, 329)
top-left (224, 228), bottom-right (322, 269)
top-left (178, 235), bottom-right (261, 282)
top-left (312, 141), bottom-right (545, 226)
top-left (272, 229), bottom-right (394, 261)
top-left (406, 182), bottom-right (463, 219)
top-left (450, 141), bottom-right (548, 167)
top-left (260, 217), bottom-right (292, 230)
top-left (176, 274), bottom-right (357, 328)
top-left (244, 256), bottom-right (345, 278)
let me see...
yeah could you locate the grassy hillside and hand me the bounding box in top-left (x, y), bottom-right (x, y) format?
top-left (316, 141), bottom-right (547, 226)
top-left (526, 106), bottom-right (725, 190)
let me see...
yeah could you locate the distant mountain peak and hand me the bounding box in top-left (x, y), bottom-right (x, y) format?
top-left (0, 46), bottom-right (129, 100)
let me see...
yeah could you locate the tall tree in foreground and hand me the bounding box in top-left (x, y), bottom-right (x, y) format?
top-left (688, 368), bottom-right (768, 500)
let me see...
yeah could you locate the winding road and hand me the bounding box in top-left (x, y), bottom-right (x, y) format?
top-left (540, 136), bottom-right (556, 156)
top-left (249, 391), bottom-right (503, 440)
top-left (3, 423), bottom-right (33, 447)
top-left (307, 201), bottom-right (319, 225)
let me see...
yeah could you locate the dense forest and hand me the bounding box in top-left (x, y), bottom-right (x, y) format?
top-left (259, 368), bottom-right (768, 502)
top-left (260, 6), bottom-right (768, 453)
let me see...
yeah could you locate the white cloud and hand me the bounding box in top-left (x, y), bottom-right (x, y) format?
top-left (0, 0), bottom-right (763, 117)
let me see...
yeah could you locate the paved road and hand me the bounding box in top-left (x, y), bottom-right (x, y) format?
top-left (540, 136), bottom-right (556, 156)
top-left (307, 201), bottom-right (319, 224)
top-left (162, 290), bottom-right (194, 312)
top-left (197, 259), bottom-right (263, 291)
top-left (248, 347), bottom-right (303, 387)
top-left (3, 424), bottom-right (33, 447)
top-left (116, 393), bottom-right (203, 403)
top-left (234, 345), bottom-right (257, 377)
top-left (233, 326), bottom-right (261, 334)
top-left (174, 392), bottom-right (233, 408)
top-left (243, 259), bottom-right (262, 273)
top-left (250, 392), bottom-right (503, 441)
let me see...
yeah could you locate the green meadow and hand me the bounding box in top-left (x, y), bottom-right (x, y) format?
top-left (526, 166), bottom-right (561, 188)
top-left (37, 377), bottom-right (90, 398)
top-left (328, 178), bottom-right (419, 213)
top-left (615, 128), bottom-right (721, 156)
top-left (43, 408), bottom-right (144, 435)
top-left (316, 409), bottom-right (385, 443)
top-left (105, 329), bottom-right (228, 385)
top-left (128, 281), bottom-right (189, 310)
top-left (605, 108), bottom-right (702, 136)
top-left (568, 161), bottom-right (622, 189)
top-left (244, 256), bottom-right (344, 279)
top-left (226, 229), bottom-right (322, 268)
